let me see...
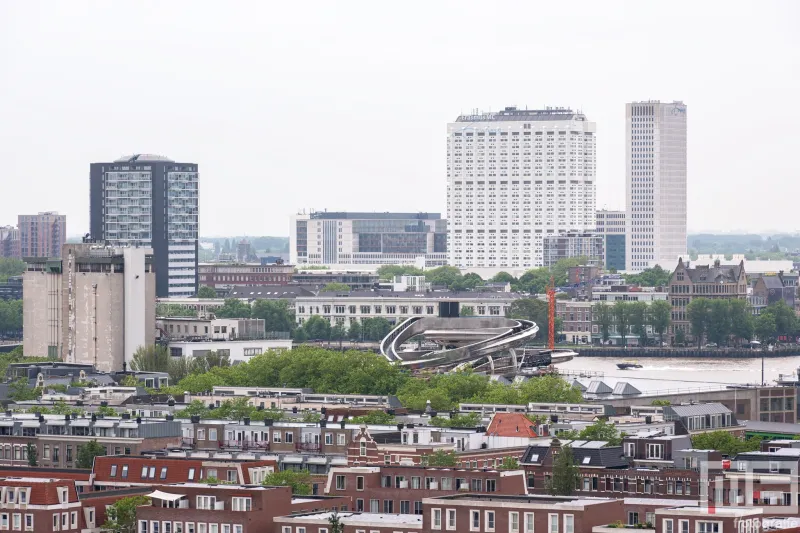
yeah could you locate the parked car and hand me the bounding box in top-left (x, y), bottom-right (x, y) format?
top-left (704, 343), bottom-right (718, 348)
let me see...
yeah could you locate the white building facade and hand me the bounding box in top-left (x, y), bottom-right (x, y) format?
top-left (625, 102), bottom-right (687, 272)
top-left (447, 106), bottom-right (597, 269)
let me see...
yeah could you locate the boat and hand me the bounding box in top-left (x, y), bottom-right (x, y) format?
top-left (616, 360), bottom-right (643, 370)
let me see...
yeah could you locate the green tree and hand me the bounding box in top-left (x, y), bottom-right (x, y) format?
top-left (461, 273), bottom-right (484, 290)
top-left (593, 303), bottom-right (613, 344)
top-left (507, 298), bottom-right (561, 340)
top-left (303, 315), bottom-right (331, 340)
top-left (624, 265), bottom-right (672, 287)
top-left (687, 298), bottom-right (710, 346)
top-left (251, 299), bottom-right (296, 333)
top-left (76, 439), bottom-right (106, 469)
top-left (262, 469), bottom-right (312, 495)
top-left (460, 306), bottom-right (475, 317)
top-left (361, 317), bottom-right (392, 341)
top-left (167, 356), bottom-right (195, 383)
top-left (130, 344), bottom-right (171, 372)
top-left (649, 300), bottom-right (672, 346)
top-left (8, 378), bottom-right (40, 401)
top-left (499, 457), bottom-right (520, 470)
top-left (321, 282), bottom-right (351, 293)
top-left (155, 303), bottom-right (197, 318)
top-left (425, 266), bottom-right (463, 288)
top-left (547, 444), bottom-right (580, 496)
top-left (347, 321), bottom-right (362, 341)
top-left (650, 399), bottom-right (671, 406)
top-left (213, 298), bottom-right (252, 319)
top-left (376, 265), bottom-right (424, 280)
top-left (729, 299), bottom-right (754, 345)
top-left (755, 312), bottom-right (777, 342)
top-left (0, 299), bottom-right (23, 334)
top-left (613, 301), bottom-right (630, 346)
top-left (328, 511), bottom-right (345, 533)
top-left (0, 258), bottom-right (26, 282)
top-left (197, 285), bottom-right (217, 298)
top-left (491, 272), bottom-right (517, 284)
top-left (429, 413), bottom-right (481, 428)
top-left (102, 495), bottom-right (151, 533)
top-left (578, 419), bottom-right (621, 445)
top-left (96, 405), bottom-right (120, 417)
top-left (518, 375), bottom-right (583, 403)
top-left (423, 450), bottom-right (457, 467)
top-left (120, 375), bottom-right (139, 387)
top-left (628, 301), bottom-right (649, 346)
top-left (674, 328), bottom-right (687, 346)
top-left (762, 300), bottom-right (797, 339)
top-left (302, 411), bottom-right (322, 423)
top-left (707, 299), bottom-right (731, 346)
top-left (691, 430), bottom-right (761, 456)
top-left (293, 326), bottom-right (309, 343)
top-left (330, 323), bottom-right (347, 348)
top-left (26, 443), bottom-right (37, 466)
top-left (350, 410), bottom-right (396, 425)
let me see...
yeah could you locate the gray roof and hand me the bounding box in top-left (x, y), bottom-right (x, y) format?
top-left (760, 276), bottom-right (786, 289)
top-left (666, 403), bottom-right (732, 417)
top-left (744, 420), bottom-right (800, 435)
top-left (522, 441), bottom-right (628, 468)
top-left (681, 260), bottom-right (744, 283)
top-left (571, 380), bottom-right (587, 392)
top-left (612, 382), bottom-right (641, 396)
top-left (586, 380), bottom-right (613, 394)
top-left (227, 285), bottom-right (317, 299)
top-left (455, 108), bottom-right (584, 123)
top-left (114, 154), bottom-right (174, 163)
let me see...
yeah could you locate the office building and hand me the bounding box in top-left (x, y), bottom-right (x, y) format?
top-left (595, 209), bottom-right (626, 271)
top-left (198, 262), bottom-right (293, 291)
top-left (625, 101), bottom-right (687, 272)
top-left (542, 232), bottom-right (603, 267)
top-left (290, 211), bottom-right (446, 267)
top-left (17, 212), bottom-right (65, 259)
top-left (447, 106), bottom-right (596, 268)
top-left (90, 154), bottom-right (199, 297)
top-left (0, 225), bottom-right (20, 259)
top-left (23, 242), bottom-right (155, 371)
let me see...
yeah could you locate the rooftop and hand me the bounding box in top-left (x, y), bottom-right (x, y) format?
top-left (277, 512), bottom-right (422, 526)
top-left (425, 493), bottom-right (618, 508)
top-left (455, 107), bottom-right (585, 123)
top-left (113, 154), bottom-right (174, 163)
top-left (486, 413), bottom-right (538, 438)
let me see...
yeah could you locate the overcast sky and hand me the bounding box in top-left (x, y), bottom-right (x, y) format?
top-left (1, 1), bottom-right (798, 237)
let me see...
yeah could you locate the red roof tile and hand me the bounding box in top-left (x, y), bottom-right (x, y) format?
top-left (486, 413), bottom-right (538, 438)
top-left (0, 477), bottom-right (78, 505)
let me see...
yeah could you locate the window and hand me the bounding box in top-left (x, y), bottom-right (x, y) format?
top-left (548, 514), bottom-right (558, 533)
top-left (160, 467), bottom-right (168, 480)
top-left (198, 525), bottom-right (206, 533)
top-left (432, 509), bottom-right (442, 530)
top-left (71, 512), bottom-right (78, 529)
top-left (414, 501), bottom-right (423, 515)
top-left (697, 523), bottom-right (720, 533)
top-left (187, 524), bottom-right (195, 533)
top-left (273, 432), bottom-right (282, 443)
top-left (471, 510), bottom-right (481, 531)
top-left (231, 497), bottom-right (251, 512)
top-left (486, 479), bottom-right (496, 492)
top-left (325, 434), bottom-right (333, 445)
top-left (564, 515), bottom-right (573, 533)
top-left (471, 479), bottom-right (482, 491)
top-left (285, 432), bottom-right (293, 444)
top-left (337, 434), bottom-right (346, 446)
top-left (12, 514), bottom-right (20, 531)
top-left (110, 465), bottom-right (118, 477)
top-left (52, 514), bottom-right (59, 531)
top-left (359, 441), bottom-right (367, 456)
top-left (196, 496), bottom-right (216, 510)
top-left (383, 500), bottom-right (393, 513)
top-left (486, 511), bottom-right (496, 532)
top-left (336, 476), bottom-right (346, 490)
top-left (24, 515), bottom-right (32, 532)
top-left (510, 512), bottom-right (520, 533)
top-left (369, 500), bottom-right (379, 513)
top-left (221, 526), bottom-right (230, 533)
top-left (646, 443), bottom-right (663, 459)
top-left (122, 465), bottom-right (129, 478)
top-left (680, 520), bottom-right (689, 533)
top-left (209, 429), bottom-right (217, 441)
top-left (524, 513), bottom-right (534, 533)
top-left (400, 501), bottom-right (409, 514)
top-left (628, 512), bottom-right (639, 526)
top-left (188, 468), bottom-right (195, 480)
top-left (197, 429), bottom-right (206, 441)
top-left (663, 519), bottom-right (674, 533)
top-left (446, 509), bottom-right (456, 530)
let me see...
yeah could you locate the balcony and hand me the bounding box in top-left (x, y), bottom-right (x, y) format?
top-left (296, 442), bottom-right (321, 453)
top-left (220, 439), bottom-right (270, 452)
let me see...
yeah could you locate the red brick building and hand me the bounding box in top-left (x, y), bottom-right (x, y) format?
top-left (198, 263), bottom-right (294, 289)
top-left (275, 511), bottom-right (422, 533)
top-left (136, 483), bottom-right (350, 533)
top-left (0, 476), bottom-right (81, 533)
top-left (93, 455), bottom-right (276, 489)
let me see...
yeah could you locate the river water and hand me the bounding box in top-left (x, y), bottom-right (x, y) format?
top-left (557, 355), bottom-right (800, 394)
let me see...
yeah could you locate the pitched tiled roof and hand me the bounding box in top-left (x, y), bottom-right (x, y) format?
top-left (683, 261), bottom-right (744, 283)
top-left (522, 441), bottom-right (628, 469)
top-left (0, 477), bottom-right (79, 505)
top-left (486, 413), bottom-right (538, 438)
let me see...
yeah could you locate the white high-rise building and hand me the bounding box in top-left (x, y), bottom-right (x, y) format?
top-left (625, 101), bottom-right (687, 273)
top-left (447, 106), bottom-right (596, 268)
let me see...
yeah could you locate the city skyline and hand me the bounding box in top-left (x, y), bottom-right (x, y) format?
top-left (1, 1), bottom-right (799, 237)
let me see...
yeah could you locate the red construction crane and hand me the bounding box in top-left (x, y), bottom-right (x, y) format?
top-left (547, 275), bottom-right (555, 350)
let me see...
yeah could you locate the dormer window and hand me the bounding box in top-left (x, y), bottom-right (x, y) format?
top-left (57, 486), bottom-right (69, 504)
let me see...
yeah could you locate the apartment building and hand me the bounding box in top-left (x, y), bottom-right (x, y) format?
top-left (595, 209), bottom-right (626, 271)
top-left (90, 154), bottom-right (199, 297)
top-left (0, 225), bottom-right (20, 259)
top-left (625, 101), bottom-right (687, 272)
top-left (18, 211), bottom-right (66, 259)
top-left (0, 476), bottom-right (81, 533)
top-left (198, 263), bottom-right (294, 290)
top-left (542, 232), bottom-right (604, 268)
top-left (23, 243), bottom-right (155, 369)
top-left (291, 211), bottom-right (446, 267)
top-left (295, 290), bottom-right (523, 326)
top-left (447, 106), bottom-right (596, 269)
top-left (668, 259), bottom-right (748, 342)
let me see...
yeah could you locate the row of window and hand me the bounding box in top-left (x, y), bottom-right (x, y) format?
top-left (139, 522), bottom-right (242, 533)
top-left (0, 513), bottom-right (34, 531)
top-left (431, 509), bottom-right (566, 533)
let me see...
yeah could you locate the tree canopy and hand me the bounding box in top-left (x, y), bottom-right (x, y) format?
top-left (102, 495), bottom-right (151, 533)
top-left (624, 265), bottom-right (672, 287)
top-left (0, 258), bottom-right (25, 283)
top-left (547, 444), bottom-right (580, 496)
top-left (197, 285), bottom-right (217, 298)
top-left (321, 282), bottom-right (351, 293)
top-left (76, 439), bottom-right (106, 469)
top-left (690, 430), bottom-right (761, 456)
top-left (262, 469), bottom-right (312, 495)
top-left (0, 299), bottom-right (22, 335)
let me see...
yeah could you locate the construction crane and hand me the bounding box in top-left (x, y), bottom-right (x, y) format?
top-left (547, 275), bottom-right (556, 350)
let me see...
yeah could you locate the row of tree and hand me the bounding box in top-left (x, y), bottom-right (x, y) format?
top-left (0, 258), bottom-right (25, 283)
top-left (593, 300), bottom-right (672, 345)
top-left (293, 315), bottom-right (393, 343)
top-left (685, 298), bottom-right (796, 346)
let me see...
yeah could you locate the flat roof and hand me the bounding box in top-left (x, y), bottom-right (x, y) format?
top-left (276, 512), bottom-right (422, 526)
top-left (425, 493), bottom-right (617, 508)
top-left (656, 506), bottom-right (762, 517)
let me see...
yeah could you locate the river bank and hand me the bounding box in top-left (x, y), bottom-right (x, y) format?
top-left (576, 346), bottom-right (800, 358)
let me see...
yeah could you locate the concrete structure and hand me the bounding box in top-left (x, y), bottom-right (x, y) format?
top-left (0, 225), bottom-right (20, 259)
top-left (18, 212), bottom-right (65, 259)
top-left (625, 101), bottom-right (687, 272)
top-left (90, 154), bottom-right (199, 297)
top-left (157, 317), bottom-right (267, 341)
top-left (447, 106), bottom-right (597, 268)
top-left (23, 242), bottom-right (155, 370)
top-left (296, 290), bottom-right (526, 327)
top-left (595, 209), bottom-right (626, 271)
top-left (167, 338), bottom-right (292, 363)
top-left (543, 231), bottom-right (603, 267)
top-left (292, 270), bottom-right (379, 290)
top-left (290, 211), bottom-right (447, 267)
top-left (198, 262), bottom-right (293, 291)
top-left (668, 258), bottom-right (748, 342)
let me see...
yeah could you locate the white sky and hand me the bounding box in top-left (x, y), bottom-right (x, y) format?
top-left (1, 0), bottom-right (798, 237)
